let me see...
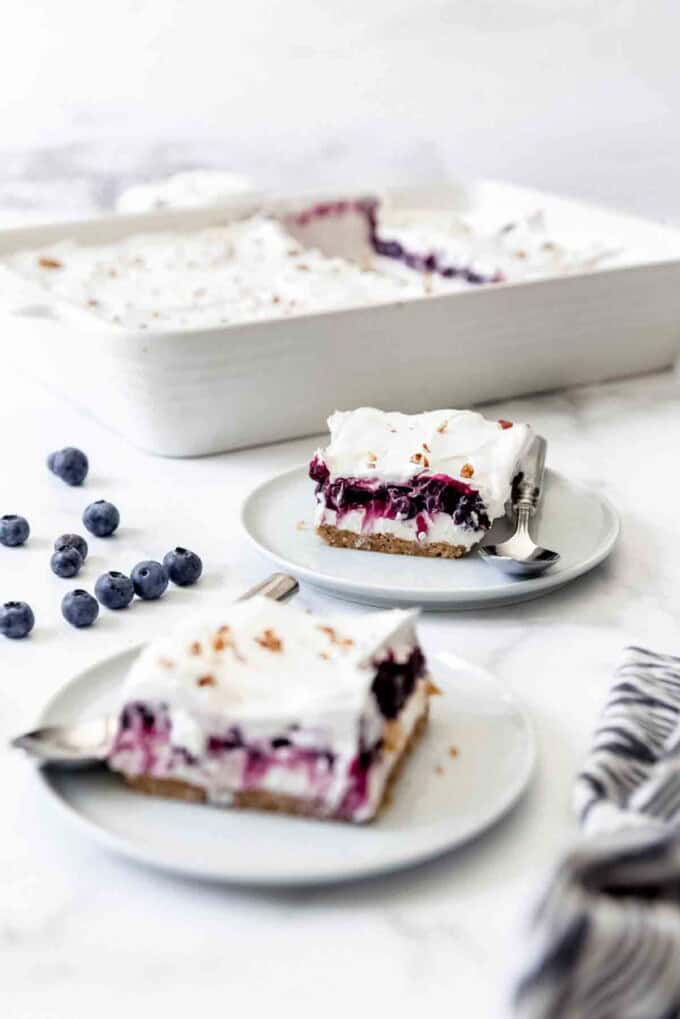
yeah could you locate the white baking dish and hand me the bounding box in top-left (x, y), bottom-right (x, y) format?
top-left (1, 179), bottom-right (680, 457)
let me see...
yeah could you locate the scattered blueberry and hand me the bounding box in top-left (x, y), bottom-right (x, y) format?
top-left (54, 532), bottom-right (88, 561)
top-left (163, 547), bottom-right (202, 586)
top-left (0, 515), bottom-right (30, 547)
top-left (131, 560), bottom-right (169, 601)
top-left (51, 547), bottom-right (83, 579)
top-left (95, 571), bottom-right (134, 610)
top-left (47, 447), bottom-right (89, 486)
top-left (62, 589), bottom-right (99, 628)
top-left (83, 500), bottom-right (120, 537)
top-left (0, 601), bottom-right (35, 639)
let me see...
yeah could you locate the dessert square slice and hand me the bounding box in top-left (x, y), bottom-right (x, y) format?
top-left (108, 596), bottom-right (434, 823)
top-left (310, 407), bottom-right (531, 558)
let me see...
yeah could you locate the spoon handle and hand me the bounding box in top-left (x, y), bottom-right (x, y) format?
top-left (514, 436), bottom-right (547, 515)
top-left (235, 572), bottom-right (299, 603)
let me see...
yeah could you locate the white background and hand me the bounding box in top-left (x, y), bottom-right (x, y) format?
top-left (1, 0), bottom-right (679, 219)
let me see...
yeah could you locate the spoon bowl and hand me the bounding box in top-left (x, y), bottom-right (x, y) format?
top-left (479, 542), bottom-right (560, 577)
top-left (479, 434), bottom-right (560, 578)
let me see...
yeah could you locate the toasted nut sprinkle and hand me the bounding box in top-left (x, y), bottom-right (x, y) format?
top-left (448, 745), bottom-right (459, 758)
top-left (212, 635), bottom-right (225, 652)
top-left (461, 463), bottom-right (474, 478)
top-left (255, 628), bottom-right (283, 652)
top-left (437, 419), bottom-right (449, 434)
top-left (319, 651), bottom-right (330, 660)
top-left (197, 674), bottom-right (216, 687)
top-left (38, 256), bottom-right (63, 269)
top-left (189, 641), bottom-right (202, 656)
top-left (425, 678), bottom-right (443, 696)
top-left (423, 442), bottom-right (431, 452)
top-left (435, 764), bottom-right (445, 775)
top-left (317, 624), bottom-right (354, 648)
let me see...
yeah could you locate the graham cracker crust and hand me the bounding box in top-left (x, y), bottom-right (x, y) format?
top-left (317, 524), bottom-right (468, 559)
top-left (122, 701), bottom-right (429, 824)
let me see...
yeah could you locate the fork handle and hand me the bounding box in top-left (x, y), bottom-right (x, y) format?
top-left (514, 435), bottom-right (547, 515)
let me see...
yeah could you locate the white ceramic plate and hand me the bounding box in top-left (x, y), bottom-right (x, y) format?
top-left (36, 648), bottom-right (534, 886)
top-left (241, 466), bottom-right (620, 610)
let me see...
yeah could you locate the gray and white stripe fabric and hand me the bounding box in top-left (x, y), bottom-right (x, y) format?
top-left (514, 647), bottom-right (680, 1019)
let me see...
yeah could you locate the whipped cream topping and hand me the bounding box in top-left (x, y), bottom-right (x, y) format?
top-left (119, 596), bottom-right (419, 753)
top-left (316, 407), bottom-right (531, 521)
top-left (2, 216), bottom-right (423, 331)
top-left (1, 201), bottom-right (615, 332)
top-left (375, 208), bottom-right (616, 287)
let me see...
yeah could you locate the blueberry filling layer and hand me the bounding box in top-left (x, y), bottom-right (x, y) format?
top-left (310, 455), bottom-right (491, 533)
top-left (371, 646), bottom-right (426, 719)
top-left (289, 198), bottom-right (504, 286)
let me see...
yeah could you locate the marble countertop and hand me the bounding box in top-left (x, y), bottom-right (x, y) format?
top-left (2, 169), bottom-right (680, 1018)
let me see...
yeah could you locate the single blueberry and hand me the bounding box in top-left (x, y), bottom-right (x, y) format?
top-left (54, 532), bottom-right (88, 561)
top-left (131, 560), bottom-right (169, 601)
top-left (62, 589), bottom-right (99, 628)
top-left (0, 515), bottom-right (30, 547)
top-left (47, 447), bottom-right (89, 486)
top-left (95, 571), bottom-right (134, 610)
top-left (163, 547), bottom-right (203, 586)
top-left (51, 547), bottom-right (83, 579)
top-left (0, 600), bottom-right (35, 639)
top-left (83, 500), bottom-right (120, 537)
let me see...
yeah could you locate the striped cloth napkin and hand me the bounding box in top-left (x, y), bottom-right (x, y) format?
top-left (514, 647), bottom-right (680, 1019)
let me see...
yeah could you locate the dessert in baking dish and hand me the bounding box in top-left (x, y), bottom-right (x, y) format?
top-left (0, 198), bottom-right (612, 332)
top-left (310, 407), bottom-right (531, 558)
top-left (107, 596), bottom-right (434, 823)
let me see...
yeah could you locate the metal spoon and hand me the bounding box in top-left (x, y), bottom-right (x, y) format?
top-left (11, 572), bottom-right (299, 768)
top-left (478, 435), bottom-right (560, 577)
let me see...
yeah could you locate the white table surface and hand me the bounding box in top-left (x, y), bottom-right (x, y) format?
top-left (3, 354), bottom-right (680, 1017)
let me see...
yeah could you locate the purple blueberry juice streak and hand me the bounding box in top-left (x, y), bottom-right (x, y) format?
top-left (288, 198), bottom-right (505, 286)
top-left (114, 705), bottom-right (337, 793)
top-left (338, 752), bottom-right (372, 819)
top-left (309, 456), bottom-right (491, 533)
top-left (114, 702), bottom-right (172, 772)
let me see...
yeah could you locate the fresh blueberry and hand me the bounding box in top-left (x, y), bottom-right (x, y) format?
top-left (0, 515), bottom-right (30, 547)
top-left (131, 560), bottom-right (169, 600)
top-left (83, 500), bottom-right (120, 537)
top-left (47, 447), bottom-right (89, 486)
top-left (0, 601), bottom-right (35, 639)
top-left (62, 589), bottom-right (99, 628)
top-left (50, 547), bottom-right (83, 578)
top-left (54, 532), bottom-right (88, 562)
top-left (163, 547), bottom-right (202, 586)
top-left (95, 571), bottom-right (134, 610)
